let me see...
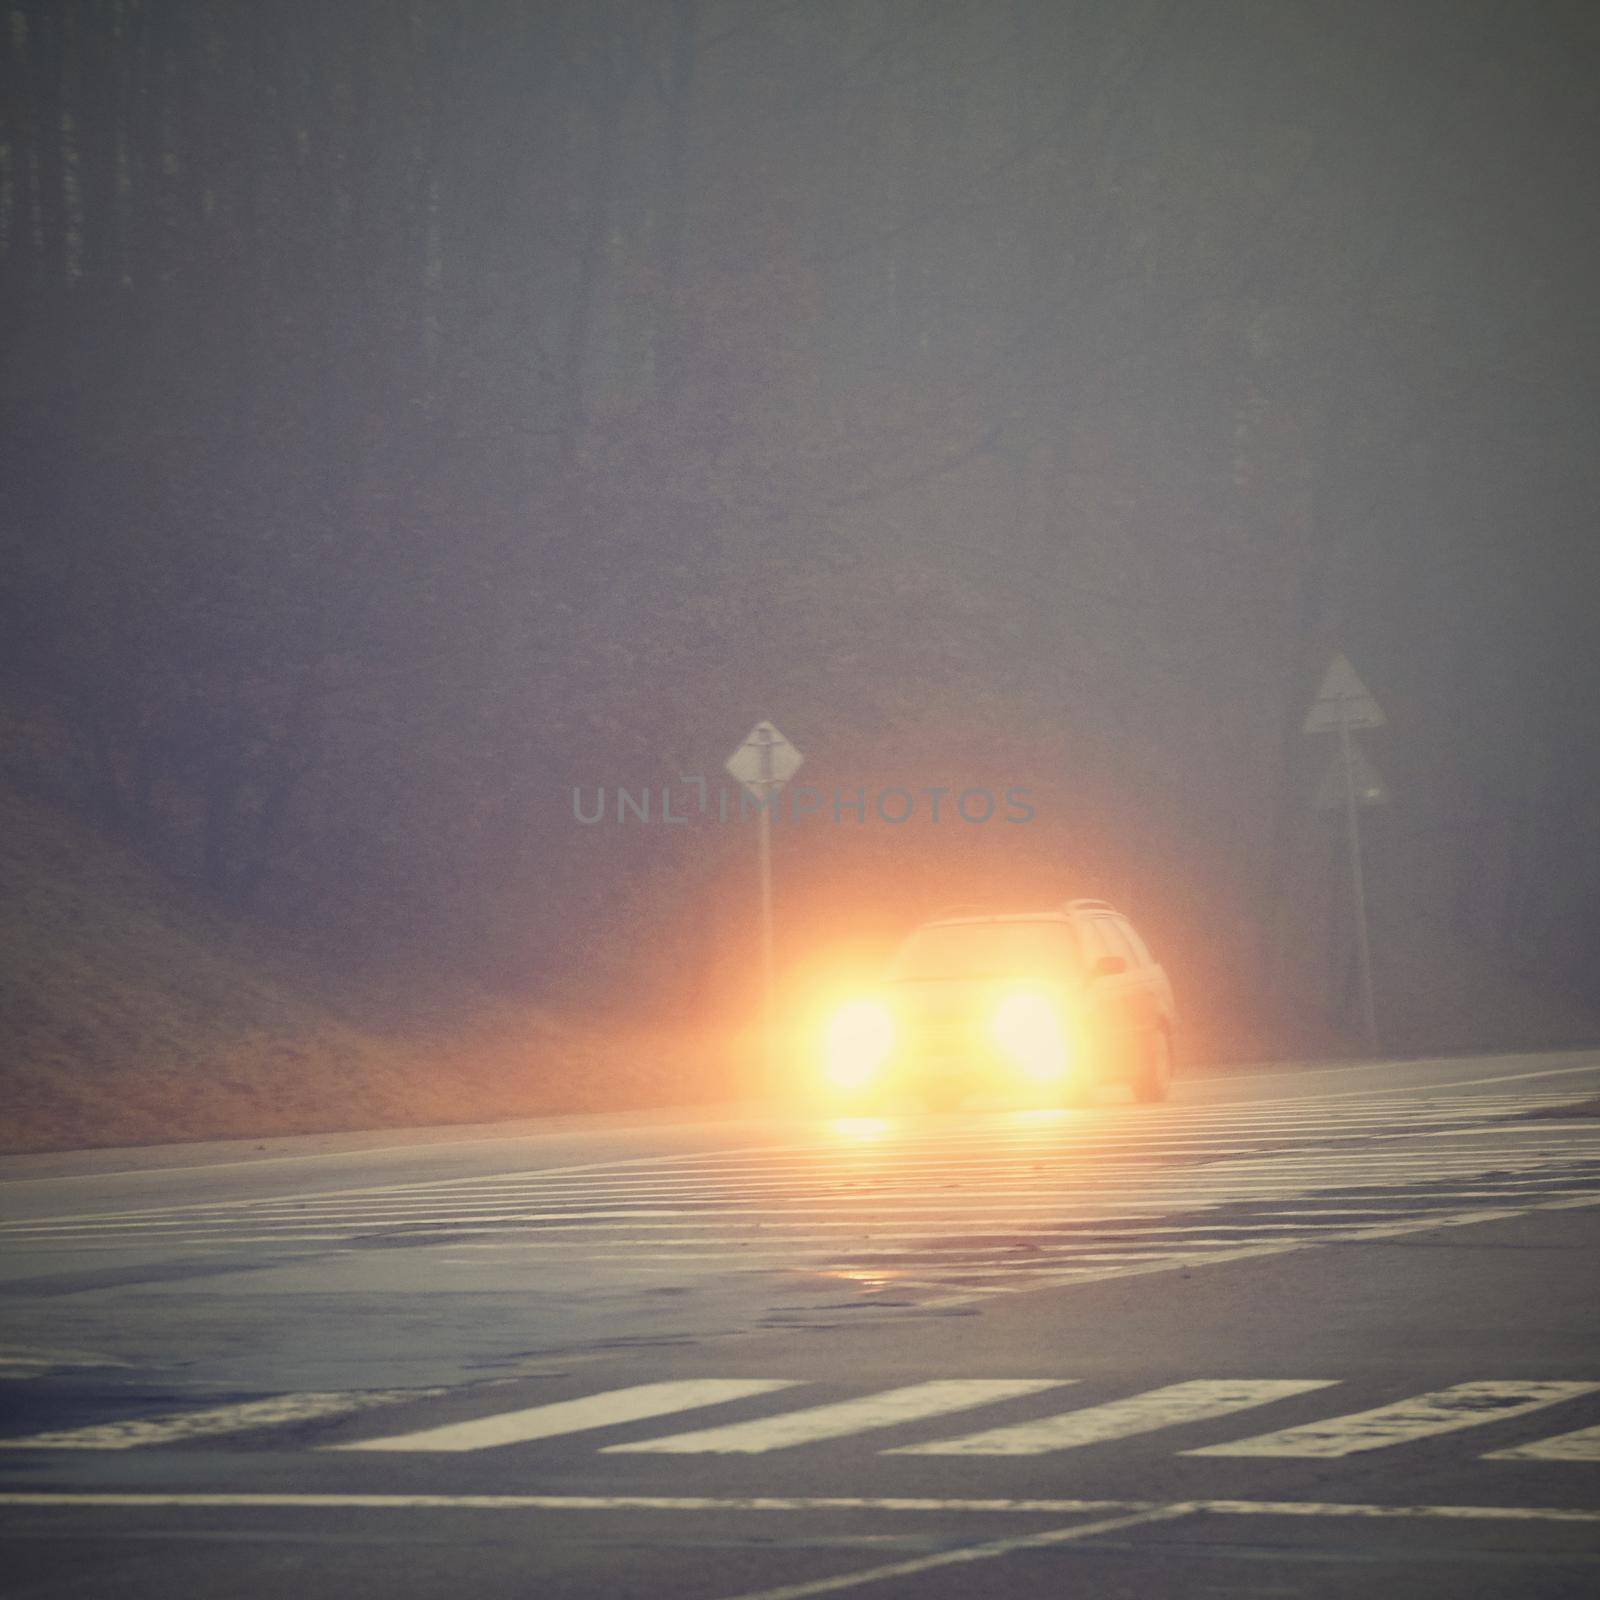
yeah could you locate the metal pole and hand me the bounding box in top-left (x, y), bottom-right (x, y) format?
top-left (1339, 703), bottom-right (1379, 1055)
top-left (758, 801), bottom-right (774, 1068)
top-left (757, 736), bottom-right (776, 1096)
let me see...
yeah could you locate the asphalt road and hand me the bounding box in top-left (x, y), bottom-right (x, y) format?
top-left (2, 1050), bottom-right (1598, 1599)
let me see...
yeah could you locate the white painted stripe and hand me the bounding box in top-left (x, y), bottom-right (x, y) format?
top-left (20, 1165), bottom-right (1591, 1234)
top-left (1333, 1062), bottom-right (1600, 1096)
top-left (3, 1101), bottom-right (1568, 1223)
top-left (15, 1185), bottom-right (1597, 1253)
top-left (1484, 1423), bottom-right (1600, 1462)
top-left (888, 1379), bottom-right (1338, 1456)
top-left (0, 1346), bottom-right (135, 1375)
top-left (64, 1149), bottom-right (1600, 1207)
top-left (328, 1379), bottom-right (795, 1453)
top-left (1195, 1497), bottom-right (1600, 1522)
top-left (706, 1506), bottom-right (1193, 1600)
top-left (0, 1492), bottom-right (1597, 1526)
top-left (353, 1139), bottom-right (1596, 1184)
top-left (1187, 1381), bottom-right (1600, 1458)
top-left (2, 1065), bottom-right (1582, 1206)
top-left (21, 1190), bottom-right (1600, 1260)
top-left (2, 1390), bottom-right (444, 1450)
top-left (12, 1152), bottom-right (1587, 1235)
top-left (1410, 1124), bottom-right (1600, 1138)
top-left (917, 1194), bottom-right (1600, 1308)
top-left (1212, 1153), bottom-right (1592, 1170)
top-left (605, 1380), bottom-right (1067, 1455)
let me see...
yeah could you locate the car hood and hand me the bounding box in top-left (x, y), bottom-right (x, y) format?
top-left (886, 976), bottom-right (1070, 1022)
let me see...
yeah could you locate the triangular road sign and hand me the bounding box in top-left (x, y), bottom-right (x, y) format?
top-left (1303, 653), bottom-right (1386, 733)
top-left (1315, 742), bottom-right (1390, 811)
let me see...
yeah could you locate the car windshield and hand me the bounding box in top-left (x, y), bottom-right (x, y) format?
top-left (888, 921), bottom-right (1079, 982)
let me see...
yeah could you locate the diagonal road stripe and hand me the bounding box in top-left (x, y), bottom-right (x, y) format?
top-left (886, 1379), bottom-right (1339, 1456)
top-left (705, 1505), bottom-right (1194, 1600)
top-left (1484, 1422), bottom-right (1600, 1462)
top-left (604, 1380), bottom-right (1068, 1455)
top-left (328, 1379), bottom-right (796, 1454)
top-left (1185, 1381), bottom-right (1600, 1458)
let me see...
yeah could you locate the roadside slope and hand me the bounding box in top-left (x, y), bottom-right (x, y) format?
top-left (0, 786), bottom-right (715, 1153)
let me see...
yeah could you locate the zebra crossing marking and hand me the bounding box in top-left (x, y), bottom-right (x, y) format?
top-left (5, 1375), bottom-right (1598, 1461)
top-left (4, 1090), bottom-right (1595, 1323)
top-left (11, 1166), bottom-right (1593, 1241)
top-left (603, 1380), bottom-right (1066, 1456)
top-left (327, 1379), bottom-right (796, 1454)
top-left (3, 1389), bottom-right (445, 1451)
top-left (886, 1379), bottom-right (1338, 1456)
top-left (0, 1090), bottom-right (1583, 1225)
top-left (1485, 1422), bottom-right (1600, 1462)
top-left (1185, 1380), bottom-right (1600, 1458)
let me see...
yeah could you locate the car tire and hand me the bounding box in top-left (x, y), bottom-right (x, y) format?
top-left (1132, 1025), bottom-right (1174, 1104)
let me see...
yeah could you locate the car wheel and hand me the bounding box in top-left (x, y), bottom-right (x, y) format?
top-left (1132, 1026), bottom-right (1173, 1104)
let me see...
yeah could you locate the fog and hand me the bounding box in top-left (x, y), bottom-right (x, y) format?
top-left (3, 0), bottom-right (1597, 1065)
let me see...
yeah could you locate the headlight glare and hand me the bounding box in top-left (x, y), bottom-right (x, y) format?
top-left (991, 989), bottom-right (1067, 1079)
top-left (823, 999), bottom-right (894, 1089)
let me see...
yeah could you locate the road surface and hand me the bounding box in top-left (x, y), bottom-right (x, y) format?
top-left (2, 1050), bottom-right (1598, 1598)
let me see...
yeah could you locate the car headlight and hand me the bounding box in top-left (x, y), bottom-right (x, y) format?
top-left (823, 999), bottom-right (895, 1089)
top-left (991, 989), bottom-right (1067, 1079)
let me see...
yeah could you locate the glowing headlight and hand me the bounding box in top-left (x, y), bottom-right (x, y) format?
top-left (991, 990), bottom-right (1067, 1079)
top-left (823, 999), bottom-right (894, 1089)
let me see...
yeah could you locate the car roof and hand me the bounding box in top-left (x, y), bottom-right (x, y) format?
top-left (918, 912), bottom-right (1073, 928)
top-left (918, 901), bottom-right (1123, 930)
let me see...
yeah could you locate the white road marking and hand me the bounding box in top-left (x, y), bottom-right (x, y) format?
top-left (1485, 1422), bottom-right (1600, 1462)
top-left (1409, 1125), bottom-right (1600, 1138)
top-left (605, 1380), bottom-right (1067, 1455)
top-left (5, 1083), bottom-right (1596, 1324)
top-left (13, 1159), bottom-right (1594, 1239)
top-left (2, 1390), bottom-right (444, 1450)
top-left (1, 1090), bottom-right (1583, 1227)
top-left (1186, 1381), bottom-right (1600, 1458)
top-left (19, 1152), bottom-right (1582, 1228)
top-left (0, 1346), bottom-right (136, 1375)
top-left (917, 1194), bottom-right (1600, 1308)
top-left (887, 1379), bottom-right (1339, 1456)
top-left (0, 1051), bottom-right (1582, 1191)
top-left (1326, 1062), bottom-right (1600, 1097)
top-left (0, 1492), bottom-right (1596, 1524)
top-left (15, 1187), bottom-right (1600, 1273)
top-left (705, 1505), bottom-right (1194, 1600)
top-left (328, 1379), bottom-right (796, 1453)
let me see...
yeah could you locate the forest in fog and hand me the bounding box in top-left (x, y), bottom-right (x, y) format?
top-left (3, 1), bottom-right (1598, 1057)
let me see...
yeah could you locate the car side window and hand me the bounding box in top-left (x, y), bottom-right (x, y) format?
top-left (1090, 916), bottom-right (1140, 971)
top-left (1112, 917), bottom-right (1151, 970)
top-left (1080, 916), bottom-right (1121, 968)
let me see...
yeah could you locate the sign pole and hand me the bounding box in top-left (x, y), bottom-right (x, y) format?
top-left (1304, 655), bottom-right (1386, 1056)
top-left (757, 741), bottom-right (776, 1092)
top-left (726, 721), bottom-right (800, 1102)
top-left (1338, 702), bottom-right (1379, 1055)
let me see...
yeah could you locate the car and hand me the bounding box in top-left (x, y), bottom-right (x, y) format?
top-left (819, 900), bottom-right (1176, 1110)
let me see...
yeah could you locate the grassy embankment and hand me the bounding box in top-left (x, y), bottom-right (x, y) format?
top-left (0, 784), bottom-right (725, 1154)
